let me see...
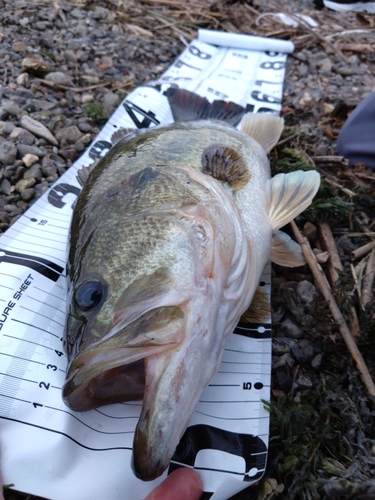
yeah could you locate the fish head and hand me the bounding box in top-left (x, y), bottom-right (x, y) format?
top-left (63, 257), bottom-right (187, 411)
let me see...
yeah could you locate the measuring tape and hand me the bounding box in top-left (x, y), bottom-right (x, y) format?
top-left (0, 32), bottom-right (292, 500)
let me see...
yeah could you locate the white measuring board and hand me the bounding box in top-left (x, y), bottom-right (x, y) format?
top-left (0, 31), bottom-right (293, 500)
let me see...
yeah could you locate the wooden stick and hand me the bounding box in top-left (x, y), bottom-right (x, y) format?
top-left (291, 221), bottom-right (375, 402)
top-left (350, 263), bottom-right (364, 311)
top-left (362, 248), bottom-right (375, 308)
top-left (37, 78), bottom-right (114, 93)
top-left (310, 155), bottom-right (349, 165)
top-left (351, 240), bottom-right (375, 261)
top-left (318, 221), bottom-right (360, 336)
top-left (324, 177), bottom-right (356, 197)
top-left (318, 221), bottom-right (343, 286)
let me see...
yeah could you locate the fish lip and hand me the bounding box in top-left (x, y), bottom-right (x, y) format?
top-left (131, 445), bottom-right (168, 482)
top-left (62, 345), bottom-right (169, 412)
top-left (63, 304), bottom-right (186, 411)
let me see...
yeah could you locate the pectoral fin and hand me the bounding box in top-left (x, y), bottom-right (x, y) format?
top-left (267, 170), bottom-right (320, 232)
top-left (201, 143), bottom-right (251, 191)
top-left (239, 286), bottom-right (270, 324)
top-left (271, 230), bottom-right (305, 267)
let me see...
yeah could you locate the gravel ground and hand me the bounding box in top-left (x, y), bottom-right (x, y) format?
top-left (1, 1), bottom-right (375, 499)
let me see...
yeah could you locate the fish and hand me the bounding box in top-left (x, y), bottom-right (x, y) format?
top-left (62, 88), bottom-right (320, 481)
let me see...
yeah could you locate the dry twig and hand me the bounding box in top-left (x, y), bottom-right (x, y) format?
top-left (319, 222), bottom-right (360, 336)
top-left (351, 240), bottom-right (375, 261)
top-left (362, 248), bottom-right (375, 308)
top-left (291, 221), bottom-right (375, 403)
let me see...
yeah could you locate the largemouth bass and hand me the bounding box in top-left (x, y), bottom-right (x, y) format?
top-left (62, 89), bottom-right (320, 481)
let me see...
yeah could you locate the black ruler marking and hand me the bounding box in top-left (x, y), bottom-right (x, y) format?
top-left (0, 416), bottom-right (133, 452)
top-left (0, 248), bottom-right (64, 282)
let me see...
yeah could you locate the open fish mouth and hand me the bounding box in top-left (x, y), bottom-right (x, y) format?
top-left (62, 305), bottom-right (185, 412)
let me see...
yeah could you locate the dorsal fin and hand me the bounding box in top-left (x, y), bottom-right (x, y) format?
top-left (271, 230), bottom-right (305, 267)
top-left (201, 143), bottom-right (251, 191)
top-left (111, 127), bottom-right (138, 145)
top-left (165, 87), bottom-right (245, 126)
top-left (240, 113), bottom-right (284, 153)
top-left (76, 160), bottom-right (99, 187)
top-left (267, 170), bottom-right (320, 232)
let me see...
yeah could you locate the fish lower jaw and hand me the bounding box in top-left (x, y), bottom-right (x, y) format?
top-left (62, 345), bottom-right (170, 412)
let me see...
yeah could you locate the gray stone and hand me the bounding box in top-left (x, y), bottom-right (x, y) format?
top-left (291, 339), bottom-right (315, 364)
top-left (275, 363), bottom-right (293, 392)
top-left (45, 153), bottom-right (66, 168)
top-left (20, 115), bottom-right (58, 146)
top-left (280, 318), bottom-right (304, 339)
top-left (34, 181), bottom-right (49, 197)
top-left (60, 149), bottom-right (77, 160)
top-left (45, 71), bottom-right (73, 86)
top-left (77, 120), bottom-right (93, 133)
top-left (3, 166), bottom-right (15, 179)
top-left (64, 50), bottom-right (78, 63)
top-left (4, 204), bottom-right (21, 214)
top-left (1, 99), bottom-right (19, 116)
top-left (17, 144), bottom-right (44, 159)
top-left (311, 353), bottom-right (323, 370)
top-left (103, 91), bottom-right (119, 116)
top-left (272, 337), bottom-right (296, 355)
top-left (42, 164), bottom-right (57, 177)
top-left (0, 211), bottom-right (10, 223)
top-left (296, 280), bottom-right (319, 306)
top-left (296, 375), bottom-right (313, 390)
top-left (23, 163), bottom-right (42, 181)
top-left (18, 129), bottom-right (36, 145)
top-left (19, 17), bottom-right (30, 27)
top-left (338, 235), bottom-right (356, 254)
top-left (20, 188), bottom-right (35, 201)
top-left (35, 21), bottom-right (48, 30)
top-left (30, 100), bottom-right (56, 111)
top-left (2, 121), bottom-right (15, 134)
top-left (9, 127), bottom-right (25, 141)
top-left (0, 141), bottom-right (17, 165)
top-left (55, 125), bottom-right (83, 144)
top-left (0, 178), bottom-right (12, 195)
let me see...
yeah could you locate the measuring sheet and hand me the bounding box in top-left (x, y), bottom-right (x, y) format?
top-left (0, 31), bottom-right (293, 500)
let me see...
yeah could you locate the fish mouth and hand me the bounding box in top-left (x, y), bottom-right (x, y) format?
top-left (62, 305), bottom-right (185, 412)
top-left (62, 345), bottom-right (171, 412)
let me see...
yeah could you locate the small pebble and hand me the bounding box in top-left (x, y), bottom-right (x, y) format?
top-left (0, 141), bottom-right (17, 165)
top-left (296, 280), bottom-right (319, 306)
top-left (15, 178), bottom-right (36, 192)
top-left (45, 71), bottom-right (73, 86)
top-left (20, 187), bottom-right (35, 201)
top-left (291, 339), bottom-right (315, 364)
top-left (22, 154), bottom-right (39, 167)
top-left (280, 317), bottom-right (304, 339)
top-left (20, 115), bottom-right (58, 146)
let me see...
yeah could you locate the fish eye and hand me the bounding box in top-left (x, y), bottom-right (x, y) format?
top-left (74, 279), bottom-right (104, 311)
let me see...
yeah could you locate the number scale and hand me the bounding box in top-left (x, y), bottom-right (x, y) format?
top-left (0, 32), bottom-right (293, 500)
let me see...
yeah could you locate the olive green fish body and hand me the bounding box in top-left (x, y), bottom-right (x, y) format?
top-left (63, 99), bottom-right (320, 481)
